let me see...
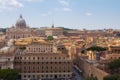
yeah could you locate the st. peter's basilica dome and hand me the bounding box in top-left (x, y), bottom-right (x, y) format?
top-left (16, 15), bottom-right (26, 28)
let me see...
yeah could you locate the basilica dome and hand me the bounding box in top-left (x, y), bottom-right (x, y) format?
top-left (16, 15), bottom-right (26, 28)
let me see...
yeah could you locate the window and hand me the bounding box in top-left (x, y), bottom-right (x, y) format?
top-left (37, 57), bottom-right (39, 60)
top-left (37, 66), bottom-right (39, 69)
top-left (28, 66), bottom-right (30, 70)
top-left (33, 57), bottom-right (35, 60)
top-left (37, 75), bottom-right (40, 79)
top-left (41, 75), bottom-right (44, 78)
top-left (55, 57), bottom-right (57, 59)
top-left (8, 58), bottom-right (10, 61)
top-left (50, 66), bottom-right (52, 69)
top-left (33, 67), bottom-right (35, 69)
top-left (50, 57), bottom-right (52, 59)
top-left (28, 62), bottom-right (30, 64)
top-left (46, 75), bottom-right (48, 77)
top-left (55, 66), bottom-right (56, 69)
top-left (59, 75), bottom-right (61, 77)
top-left (42, 66), bottom-right (43, 69)
top-left (50, 75), bottom-right (52, 77)
top-left (68, 75), bottom-right (70, 77)
top-left (111, 57), bottom-right (112, 59)
top-left (24, 66), bottom-right (26, 69)
top-left (24, 75), bottom-right (26, 78)
top-left (33, 75), bottom-right (35, 78)
top-left (46, 66), bottom-right (48, 69)
top-left (59, 57), bottom-right (61, 59)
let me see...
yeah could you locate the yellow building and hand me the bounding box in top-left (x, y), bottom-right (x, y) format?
top-left (87, 51), bottom-right (95, 60)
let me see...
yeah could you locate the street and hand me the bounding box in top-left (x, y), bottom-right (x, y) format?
top-left (72, 67), bottom-right (84, 80)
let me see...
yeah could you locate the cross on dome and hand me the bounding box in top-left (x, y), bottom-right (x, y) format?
top-left (20, 14), bottom-right (23, 18)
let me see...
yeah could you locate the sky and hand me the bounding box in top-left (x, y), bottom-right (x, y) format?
top-left (0, 0), bottom-right (120, 29)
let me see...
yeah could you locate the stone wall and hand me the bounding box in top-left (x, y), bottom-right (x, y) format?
top-left (75, 57), bottom-right (109, 80)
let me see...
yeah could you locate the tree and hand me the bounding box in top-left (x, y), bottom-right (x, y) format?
top-left (0, 69), bottom-right (18, 80)
top-left (81, 50), bottom-right (85, 54)
top-left (116, 33), bottom-right (120, 37)
top-left (47, 36), bottom-right (54, 40)
top-left (108, 59), bottom-right (120, 74)
top-left (0, 28), bottom-right (6, 33)
top-left (103, 75), bottom-right (120, 80)
top-left (87, 46), bottom-right (107, 52)
top-left (85, 76), bottom-right (98, 80)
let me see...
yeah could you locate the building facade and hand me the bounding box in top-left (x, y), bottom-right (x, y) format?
top-left (106, 46), bottom-right (120, 60)
top-left (45, 28), bottom-right (63, 37)
top-left (0, 46), bottom-right (16, 69)
top-left (33, 29), bottom-right (46, 37)
top-left (14, 37), bottom-right (72, 80)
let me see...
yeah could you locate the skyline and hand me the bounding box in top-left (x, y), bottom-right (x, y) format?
top-left (0, 0), bottom-right (120, 29)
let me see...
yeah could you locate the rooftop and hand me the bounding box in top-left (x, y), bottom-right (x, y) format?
top-left (15, 37), bottom-right (49, 46)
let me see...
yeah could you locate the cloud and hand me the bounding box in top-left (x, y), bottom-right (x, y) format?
top-left (26, 0), bottom-right (44, 2)
top-left (63, 7), bottom-right (72, 12)
top-left (0, 0), bottom-right (44, 11)
top-left (58, 0), bottom-right (72, 12)
top-left (59, 0), bottom-right (69, 6)
top-left (41, 11), bottom-right (52, 16)
top-left (85, 12), bottom-right (93, 16)
top-left (0, 0), bottom-right (23, 10)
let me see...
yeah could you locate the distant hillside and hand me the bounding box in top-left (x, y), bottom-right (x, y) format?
top-left (57, 27), bottom-right (75, 30)
top-left (0, 28), bottom-right (6, 33)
